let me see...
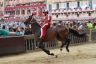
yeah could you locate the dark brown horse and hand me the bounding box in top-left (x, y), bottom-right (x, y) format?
top-left (24, 15), bottom-right (86, 57)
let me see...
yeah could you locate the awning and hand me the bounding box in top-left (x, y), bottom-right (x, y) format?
top-left (5, 4), bottom-right (46, 11)
top-left (15, 4), bottom-right (46, 9)
top-left (5, 7), bottom-right (15, 11)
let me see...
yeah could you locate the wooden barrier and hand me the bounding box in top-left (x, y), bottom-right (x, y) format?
top-left (24, 35), bottom-right (58, 52)
top-left (91, 30), bottom-right (96, 41)
top-left (0, 30), bottom-right (96, 55)
top-left (24, 33), bottom-right (88, 52)
top-left (0, 36), bottom-right (25, 55)
top-left (68, 33), bottom-right (88, 45)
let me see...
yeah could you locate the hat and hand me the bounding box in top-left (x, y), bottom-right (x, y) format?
top-left (43, 10), bottom-right (48, 13)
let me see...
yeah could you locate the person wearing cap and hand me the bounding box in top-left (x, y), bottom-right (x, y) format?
top-left (40, 10), bottom-right (52, 39)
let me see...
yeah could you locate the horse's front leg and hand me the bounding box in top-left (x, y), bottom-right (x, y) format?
top-left (39, 39), bottom-right (55, 56)
top-left (60, 38), bottom-right (70, 52)
top-left (60, 41), bottom-right (66, 51)
top-left (65, 38), bottom-right (71, 52)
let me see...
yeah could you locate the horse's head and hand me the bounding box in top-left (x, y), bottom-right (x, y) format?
top-left (24, 14), bottom-right (41, 36)
top-left (24, 14), bottom-right (35, 26)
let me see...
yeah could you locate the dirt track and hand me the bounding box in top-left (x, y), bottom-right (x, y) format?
top-left (0, 43), bottom-right (96, 64)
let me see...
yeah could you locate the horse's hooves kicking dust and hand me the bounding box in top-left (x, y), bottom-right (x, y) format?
top-left (50, 53), bottom-right (54, 56)
top-left (55, 55), bottom-right (58, 58)
top-left (60, 48), bottom-right (63, 51)
top-left (66, 48), bottom-right (70, 52)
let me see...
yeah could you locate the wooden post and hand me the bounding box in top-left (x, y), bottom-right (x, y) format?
top-left (89, 29), bottom-right (92, 42)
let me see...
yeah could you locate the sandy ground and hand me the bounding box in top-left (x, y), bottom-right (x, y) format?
top-left (0, 43), bottom-right (96, 64)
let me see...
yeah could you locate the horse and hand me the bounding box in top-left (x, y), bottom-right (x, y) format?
top-left (24, 15), bottom-right (86, 57)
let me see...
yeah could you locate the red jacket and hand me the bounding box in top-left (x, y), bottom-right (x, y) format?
top-left (45, 15), bottom-right (51, 24)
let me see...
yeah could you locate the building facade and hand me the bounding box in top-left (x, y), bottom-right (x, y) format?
top-left (47, 0), bottom-right (96, 21)
top-left (0, 0), bottom-right (96, 21)
top-left (0, 0), bottom-right (46, 21)
top-left (0, 0), bottom-right (4, 17)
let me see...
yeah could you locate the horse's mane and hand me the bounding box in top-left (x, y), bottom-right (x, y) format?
top-left (31, 18), bottom-right (41, 37)
top-left (69, 28), bottom-right (86, 37)
top-left (24, 15), bottom-right (33, 26)
top-left (25, 15), bottom-right (32, 22)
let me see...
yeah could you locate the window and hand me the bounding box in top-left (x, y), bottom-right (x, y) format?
top-left (88, 12), bottom-right (91, 16)
top-left (5, 11), bottom-right (8, 14)
top-left (66, 2), bottom-right (69, 8)
top-left (49, 4), bottom-right (52, 11)
top-left (5, 0), bottom-right (8, 1)
top-left (16, 10), bottom-right (20, 15)
top-left (77, 13), bottom-right (79, 17)
top-left (64, 3), bottom-right (66, 8)
top-left (27, 9), bottom-right (31, 14)
top-left (89, 0), bottom-right (92, 9)
top-left (0, 2), bottom-right (3, 7)
top-left (10, 11), bottom-right (15, 15)
top-left (77, 1), bottom-right (80, 8)
top-left (21, 10), bottom-right (25, 15)
top-left (56, 3), bottom-right (59, 9)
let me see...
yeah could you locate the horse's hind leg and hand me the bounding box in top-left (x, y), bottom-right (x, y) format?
top-left (60, 41), bottom-right (67, 51)
top-left (65, 39), bottom-right (71, 52)
top-left (39, 39), bottom-right (54, 56)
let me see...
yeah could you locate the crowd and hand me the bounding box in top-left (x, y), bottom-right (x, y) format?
top-left (0, 11), bottom-right (96, 37)
top-left (0, 21), bottom-right (33, 36)
top-left (54, 20), bottom-right (96, 34)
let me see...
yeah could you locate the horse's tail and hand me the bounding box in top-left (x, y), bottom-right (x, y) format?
top-left (69, 28), bottom-right (86, 37)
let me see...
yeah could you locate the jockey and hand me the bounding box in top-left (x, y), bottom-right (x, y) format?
top-left (39, 15), bottom-right (44, 27)
top-left (40, 10), bottom-right (52, 39)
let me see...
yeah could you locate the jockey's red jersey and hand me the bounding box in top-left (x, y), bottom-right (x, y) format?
top-left (44, 15), bottom-right (52, 26)
top-left (39, 21), bottom-right (43, 27)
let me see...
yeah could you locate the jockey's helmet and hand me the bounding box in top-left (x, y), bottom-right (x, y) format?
top-left (43, 10), bottom-right (48, 14)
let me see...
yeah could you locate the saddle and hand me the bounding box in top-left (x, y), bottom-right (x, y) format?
top-left (56, 25), bottom-right (67, 33)
top-left (45, 25), bottom-right (67, 36)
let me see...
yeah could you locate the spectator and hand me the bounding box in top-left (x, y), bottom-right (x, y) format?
top-left (24, 27), bottom-right (32, 35)
top-left (87, 21), bottom-right (93, 29)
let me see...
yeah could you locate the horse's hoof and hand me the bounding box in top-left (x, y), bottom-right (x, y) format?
top-left (50, 53), bottom-right (54, 56)
top-left (60, 48), bottom-right (63, 51)
top-left (67, 49), bottom-right (70, 52)
top-left (55, 55), bottom-right (58, 58)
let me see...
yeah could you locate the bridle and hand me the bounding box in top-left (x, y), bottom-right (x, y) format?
top-left (29, 16), bottom-right (37, 24)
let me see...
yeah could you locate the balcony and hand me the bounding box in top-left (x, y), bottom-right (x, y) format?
top-left (51, 7), bottom-right (95, 14)
top-left (5, 3), bottom-right (46, 11)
